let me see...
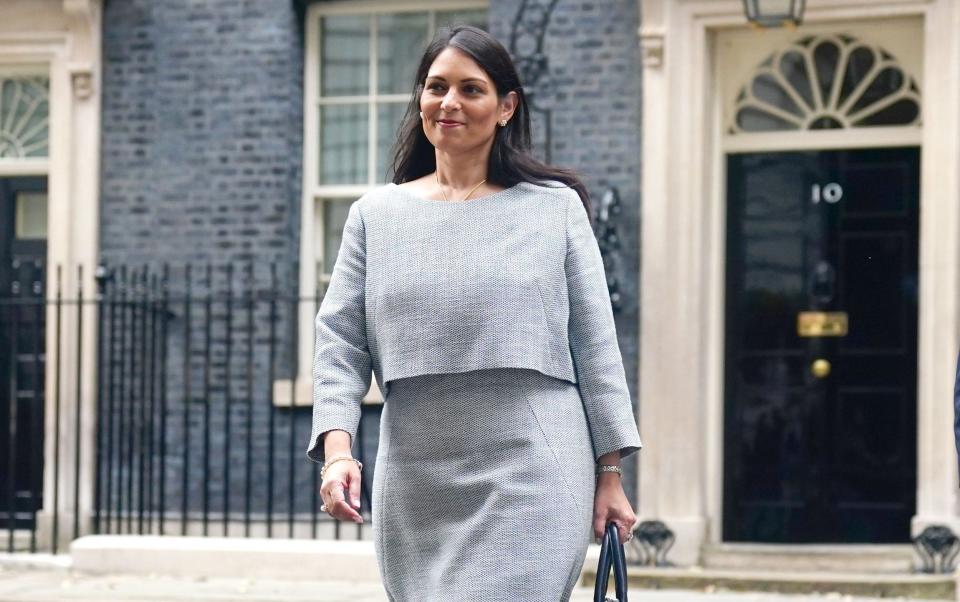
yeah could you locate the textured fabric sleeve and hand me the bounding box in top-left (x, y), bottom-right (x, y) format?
top-left (306, 200), bottom-right (373, 465)
top-left (565, 190), bottom-right (643, 462)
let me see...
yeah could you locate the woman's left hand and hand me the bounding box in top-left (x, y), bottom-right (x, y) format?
top-left (593, 473), bottom-right (637, 544)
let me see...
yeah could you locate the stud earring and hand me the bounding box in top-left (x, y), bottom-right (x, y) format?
top-left (498, 119), bottom-right (508, 127)
top-left (419, 111), bottom-right (424, 120)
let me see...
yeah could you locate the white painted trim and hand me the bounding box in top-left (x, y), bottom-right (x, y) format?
top-left (369, 13), bottom-right (380, 187)
top-left (639, 0), bottom-right (720, 567)
top-left (297, 2), bottom-right (321, 410)
top-left (639, 0), bottom-right (958, 563)
top-left (318, 94), bottom-right (413, 105)
top-left (0, 63), bottom-right (50, 77)
top-left (0, 159), bottom-right (48, 176)
top-left (723, 128), bottom-right (923, 153)
top-left (308, 184), bottom-right (374, 199)
top-left (912, 0), bottom-right (960, 530)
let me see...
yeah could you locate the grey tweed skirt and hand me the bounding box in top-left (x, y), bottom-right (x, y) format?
top-left (372, 367), bottom-right (596, 602)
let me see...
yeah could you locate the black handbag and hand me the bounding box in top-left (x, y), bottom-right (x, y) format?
top-left (593, 521), bottom-right (629, 602)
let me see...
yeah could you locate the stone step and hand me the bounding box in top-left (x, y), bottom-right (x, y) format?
top-left (581, 566), bottom-right (956, 600)
top-left (702, 543), bottom-right (917, 574)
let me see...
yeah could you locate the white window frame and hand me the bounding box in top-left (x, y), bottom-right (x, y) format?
top-left (277, 0), bottom-right (488, 406)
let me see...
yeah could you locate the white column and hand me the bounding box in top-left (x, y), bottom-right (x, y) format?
top-left (913, 0), bottom-right (960, 535)
top-left (37, 0), bottom-right (103, 552)
top-left (637, 0), bottom-right (710, 566)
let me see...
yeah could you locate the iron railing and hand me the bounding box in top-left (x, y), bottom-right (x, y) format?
top-left (0, 261), bottom-right (380, 554)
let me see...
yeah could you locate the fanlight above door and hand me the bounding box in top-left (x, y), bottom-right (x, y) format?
top-left (0, 76), bottom-right (49, 158)
top-left (730, 34), bottom-right (921, 134)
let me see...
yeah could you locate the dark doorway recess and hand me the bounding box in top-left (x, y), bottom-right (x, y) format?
top-left (0, 177), bottom-right (48, 529)
top-left (723, 147), bottom-right (919, 543)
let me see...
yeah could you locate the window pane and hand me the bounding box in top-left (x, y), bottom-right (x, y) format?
top-left (0, 77), bottom-right (49, 158)
top-left (320, 104), bottom-right (368, 185)
top-left (15, 191), bottom-right (46, 239)
top-left (377, 103), bottom-right (409, 183)
top-left (436, 9), bottom-right (488, 32)
top-left (377, 13), bottom-right (429, 94)
top-left (321, 15), bottom-right (369, 96)
top-left (322, 199), bottom-right (354, 274)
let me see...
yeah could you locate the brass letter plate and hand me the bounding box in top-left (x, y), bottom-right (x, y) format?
top-left (797, 311), bottom-right (848, 337)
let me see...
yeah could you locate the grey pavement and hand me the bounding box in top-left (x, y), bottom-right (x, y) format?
top-left (0, 568), bottom-right (938, 602)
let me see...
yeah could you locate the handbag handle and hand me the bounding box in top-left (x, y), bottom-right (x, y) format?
top-left (593, 521), bottom-right (629, 602)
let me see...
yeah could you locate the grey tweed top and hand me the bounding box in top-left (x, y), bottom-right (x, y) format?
top-left (307, 180), bottom-right (643, 464)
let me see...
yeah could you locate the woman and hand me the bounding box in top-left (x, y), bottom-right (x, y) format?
top-left (307, 25), bottom-right (642, 601)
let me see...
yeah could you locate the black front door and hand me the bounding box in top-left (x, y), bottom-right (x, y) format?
top-left (723, 147), bottom-right (919, 543)
top-left (0, 177), bottom-right (47, 527)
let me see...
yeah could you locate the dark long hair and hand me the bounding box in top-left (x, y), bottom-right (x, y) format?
top-left (388, 25), bottom-right (592, 218)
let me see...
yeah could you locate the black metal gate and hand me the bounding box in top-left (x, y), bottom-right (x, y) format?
top-left (0, 261), bottom-right (382, 553)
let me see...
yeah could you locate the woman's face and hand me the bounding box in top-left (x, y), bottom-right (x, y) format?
top-left (419, 47), bottom-right (516, 154)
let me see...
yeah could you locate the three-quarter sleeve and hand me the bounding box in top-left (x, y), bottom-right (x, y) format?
top-left (306, 200), bottom-right (373, 465)
top-left (565, 190), bottom-right (643, 462)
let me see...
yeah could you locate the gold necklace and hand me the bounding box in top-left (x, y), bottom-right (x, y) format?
top-left (435, 170), bottom-right (487, 202)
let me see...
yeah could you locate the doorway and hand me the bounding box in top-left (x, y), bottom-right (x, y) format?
top-left (0, 177), bottom-right (48, 527)
top-left (722, 147), bottom-right (919, 543)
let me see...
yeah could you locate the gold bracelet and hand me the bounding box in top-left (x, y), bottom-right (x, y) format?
top-left (595, 464), bottom-right (623, 476)
top-left (320, 455), bottom-right (363, 479)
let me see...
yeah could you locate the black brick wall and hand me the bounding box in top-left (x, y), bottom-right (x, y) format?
top-left (100, 0), bottom-right (303, 270)
top-left (99, 0), bottom-right (314, 519)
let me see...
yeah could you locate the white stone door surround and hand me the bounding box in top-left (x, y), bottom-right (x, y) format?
top-left (637, 0), bottom-right (960, 566)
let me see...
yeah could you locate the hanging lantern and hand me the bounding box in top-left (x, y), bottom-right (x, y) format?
top-left (742, 0), bottom-right (806, 28)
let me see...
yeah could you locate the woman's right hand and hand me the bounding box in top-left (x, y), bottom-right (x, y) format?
top-left (320, 459), bottom-right (364, 524)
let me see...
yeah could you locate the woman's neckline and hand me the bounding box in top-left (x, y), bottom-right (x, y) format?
top-left (387, 181), bottom-right (523, 205)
